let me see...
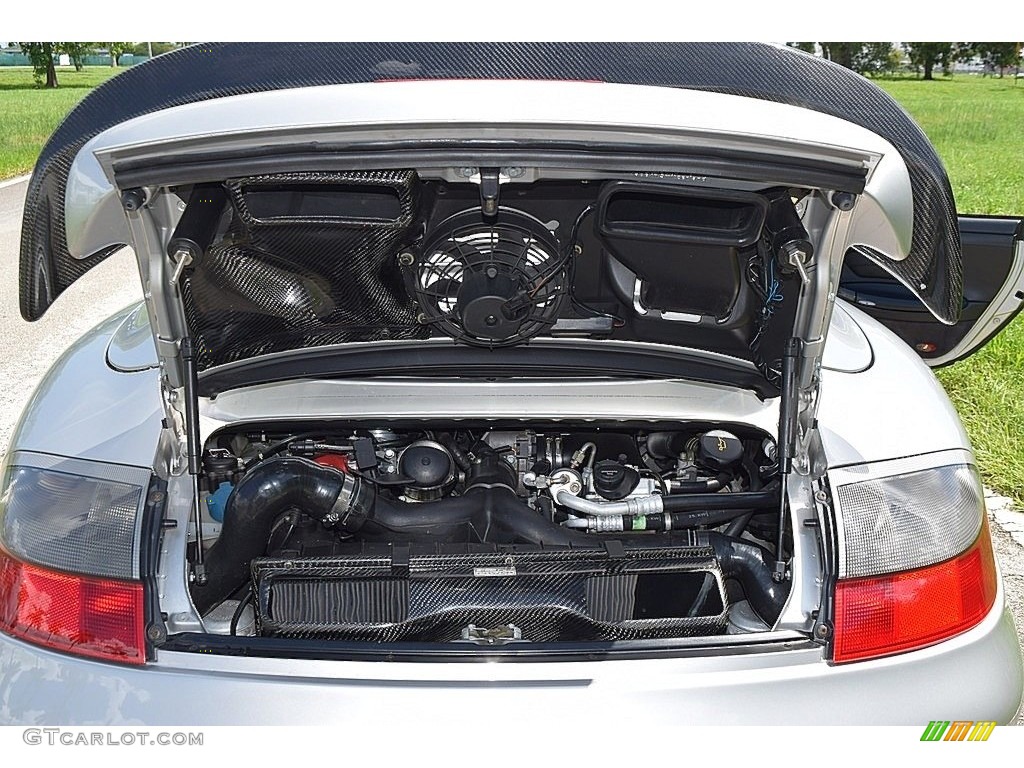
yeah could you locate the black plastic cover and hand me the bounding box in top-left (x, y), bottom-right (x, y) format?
top-left (20, 42), bottom-right (961, 327)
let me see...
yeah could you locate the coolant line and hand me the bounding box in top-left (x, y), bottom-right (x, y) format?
top-left (554, 484), bottom-right (779, 516)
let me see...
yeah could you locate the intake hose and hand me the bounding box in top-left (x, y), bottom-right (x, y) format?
top-left (701, 532), bottom-right (789, 625)
top-left (192, 456), bottom-right (586, 611)
top-left (191, 456), bottom-right (358, 613)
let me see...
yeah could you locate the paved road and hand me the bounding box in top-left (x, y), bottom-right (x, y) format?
top-left (0, 177), bottom-right (1022, 720)
top-left (0, 178), bottom-right (143, 452)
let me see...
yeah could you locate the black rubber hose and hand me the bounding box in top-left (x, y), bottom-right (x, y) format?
top-left (438, 432), bottom-right (472, 472)
top-left (357, 488), bottom-right (590, 547)
top-left (191, 456), bottom-right (349, 613)
top-left (723, 512), bottom-right (755, 537)
top-left (671, 472), bottom-right (732, 494)
top-left (701, 531), bottom-right (789, 625)
top-left (667, 507), bottom-right (757, 528)
top-left (661, 482), bottom-right (779, 512)
top-left (230, 588), bottom-right (254, 636)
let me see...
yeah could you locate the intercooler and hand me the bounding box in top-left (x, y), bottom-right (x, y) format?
top-left (251, 545), bottom-right (728, 643)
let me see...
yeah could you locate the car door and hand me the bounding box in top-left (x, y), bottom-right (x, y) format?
top-left (839, 215), bottom-right (1024, 365)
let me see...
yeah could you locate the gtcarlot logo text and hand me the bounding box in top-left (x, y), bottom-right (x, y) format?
top-left (22, 729), bottom-right (204, 747)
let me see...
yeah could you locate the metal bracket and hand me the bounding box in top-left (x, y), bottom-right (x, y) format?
top-left (632, 279), bottom-right (702, 323)
top-left (479, 167), bottom-right (501, 218)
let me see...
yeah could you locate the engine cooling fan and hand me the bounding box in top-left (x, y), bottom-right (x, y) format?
top-left (407, 208), bottom-right (567, 347)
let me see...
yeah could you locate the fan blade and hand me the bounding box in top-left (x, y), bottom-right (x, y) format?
top-left (421, 276), bottom-right (462, 300)
top-left (450, 237), bottom-right (489, 265)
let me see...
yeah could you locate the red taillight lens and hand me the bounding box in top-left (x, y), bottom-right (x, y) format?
top-left (0, 546), bottom-right (145, 665)
top-left (832, 520), bottom-right (998, 664)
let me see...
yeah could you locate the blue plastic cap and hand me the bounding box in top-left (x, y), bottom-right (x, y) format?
top-left (205, 481), bottom-right (234, 523)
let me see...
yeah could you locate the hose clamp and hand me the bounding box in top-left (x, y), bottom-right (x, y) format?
top-left (324, 474), bottom-right (360, 528)
top-left (624, 495), bottom-right (664, 516)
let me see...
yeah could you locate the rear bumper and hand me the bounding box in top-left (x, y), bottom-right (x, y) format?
top-left (1, 590), bottom-right (1020, 726)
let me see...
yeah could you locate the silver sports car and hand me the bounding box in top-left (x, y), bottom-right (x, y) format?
top-left (2, 42), bottom-right (1022, 725)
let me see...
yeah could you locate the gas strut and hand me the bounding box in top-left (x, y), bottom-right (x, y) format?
top-left (774, 336), bottom-right (802, 582)
top-left (167, 184), bottom-right (227, 586)
top-left (181, 336), bottom-right (207, 585)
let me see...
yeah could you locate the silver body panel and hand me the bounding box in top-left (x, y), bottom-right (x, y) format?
top-left (0, 593), bottom-right (1017, 725)
top-left (65, 80), bottom-right (909, 265)
top-left (817, 303), bottom-right (972, 468)
top-left (7, 307), bottom-right (163, 469)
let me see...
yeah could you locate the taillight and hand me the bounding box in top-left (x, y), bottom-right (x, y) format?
top-left (829, 456), bottom-right (998, 664)
top-left (0, 546), bottom-right (145, 664)
top-left (833, 519), bottom-right (997, 663)
top-left (0, 454), bottom-right (151, 665)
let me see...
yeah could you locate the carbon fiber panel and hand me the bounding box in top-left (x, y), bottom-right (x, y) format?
top-left (183, 171), bottom-right (426, 369)
top-left (20, 43), bottom-right (960, 328)
top-left (253, 546), bottom-right (727, 642)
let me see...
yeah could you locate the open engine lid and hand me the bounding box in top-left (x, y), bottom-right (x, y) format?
top-left (19, 42), bottom-right (960, 329)
top-left (17, 43), bottom-right (961, 397)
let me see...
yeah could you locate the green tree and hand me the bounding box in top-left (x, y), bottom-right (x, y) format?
top-left (973, 42), bottom-right (1022, 77)
top-left (786, 42), bottom-right (816, 54)
top-left (18, 42), bottom-right (58, 87)
top-left (104, 42), bottom-right (133, 67)
top-left (902, 42), bottom-right (974, 80)
top-left (131, 42), bottom-right (179, 57)
top-left (818, 42), bottom-right (898, 77)
top-left (885, 46), bottom-right (905, 76)
top-left (858, 43), bottom-right (897, 76)
top-left (820, 42), bottom-right (860, 70)
top-left (62, 42), bottom-right (95, 72)
top-left (902, 42), bottom-right (952, 80)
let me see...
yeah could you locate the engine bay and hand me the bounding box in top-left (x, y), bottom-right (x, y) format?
top-left (189, 421), bottom-right (790, 644)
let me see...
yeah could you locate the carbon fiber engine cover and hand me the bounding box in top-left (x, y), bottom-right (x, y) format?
top-left (252, 546), bottom-right (728, 642)
top-left (182, 170), bottom-right (426, 369)
top-left (21, 43), bottom-right (961, 329)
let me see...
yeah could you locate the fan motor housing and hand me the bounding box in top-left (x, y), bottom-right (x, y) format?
top-left (407, 207), bottom-right (565, 347)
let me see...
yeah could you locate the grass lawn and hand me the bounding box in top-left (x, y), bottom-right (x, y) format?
top-left (0, 66), bottom-right (1021, 501)
top-left (0, 67), bottom-right (118, 179)
top-left (878, 76), bottom-right (1024, 504)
